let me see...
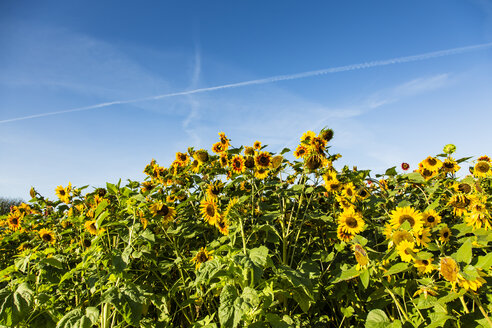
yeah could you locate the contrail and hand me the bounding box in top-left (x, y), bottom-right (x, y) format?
top-left (1, 41), bottom-right (491, 124)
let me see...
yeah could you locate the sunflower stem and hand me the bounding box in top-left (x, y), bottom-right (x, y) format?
top-left (386, 287), bottom-right (410, 322)
top-left (468, 292), bottom-right (492, 328)
top-left (459, 296), bottom-right (469, 314)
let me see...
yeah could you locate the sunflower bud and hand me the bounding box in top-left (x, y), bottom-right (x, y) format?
top-left (443, 144), bottom-right (456, 154)
top-left (29, 187), bottom-right (36, 199)
top-left (319, 128), bottom-right (334, 142)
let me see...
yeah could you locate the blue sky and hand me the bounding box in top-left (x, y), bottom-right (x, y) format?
top-left (1, 0), bottom-right (492, 200)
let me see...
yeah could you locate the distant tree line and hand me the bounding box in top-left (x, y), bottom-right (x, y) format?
top-left (0, 197), bottom-right (24, 215)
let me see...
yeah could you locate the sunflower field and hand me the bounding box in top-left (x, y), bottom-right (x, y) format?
top-left (1, 129), bottom-right (492, 328)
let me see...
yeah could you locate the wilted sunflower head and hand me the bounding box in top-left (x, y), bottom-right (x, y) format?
top-left (353, 244), bottom-right (369, 270)
top-left (244, 146), bottom-right (255, 156)
top-left (244, 156), bottom-right (255, 169)
top-left (194, 149), bottom-right (209, 163)
top-left (305, 153), bottom-right (322, 170)
top-left (318, 128), bottom-right (334, 142)
top-left (440, 257), bottom-right (459, 287)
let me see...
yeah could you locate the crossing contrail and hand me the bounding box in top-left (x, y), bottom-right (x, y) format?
top-left (1, 41), bottom-right (492, 124)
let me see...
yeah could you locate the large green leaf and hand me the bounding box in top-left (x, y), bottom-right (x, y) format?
top-left (56, 307), bottom-right (99, 328)
top-left (365, 309), bottom-right (389, 328)
top-left (0, 283), bottom-right (34, 326)
top-left (218, 284), bottom-right (241, 328)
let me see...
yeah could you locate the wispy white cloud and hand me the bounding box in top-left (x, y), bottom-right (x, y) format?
top-left (183, 42), bottom-right (202, 147)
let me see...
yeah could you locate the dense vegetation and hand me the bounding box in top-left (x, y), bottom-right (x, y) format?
top-left (1, 129), bottom-right (491, 327)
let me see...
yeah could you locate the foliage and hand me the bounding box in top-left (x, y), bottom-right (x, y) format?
top-left (0, 197), bottom-right (23, 215)
top-left (1, 130), bottom-right (491, 328)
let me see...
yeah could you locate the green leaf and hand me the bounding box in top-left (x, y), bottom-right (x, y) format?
top-left (365, 309), bottom-right (389, 328)
top-left (456, 238), bottom-right (473, 264)
top-left (385, 167), bottom-right (397, 176)
top-left (341, 306), bottom-right (354, 318)
top-left (360, 268), bottom-right (370, 289)
top-left (475, 253), bottom-right (492, 270)
top-left (249, 246), bottom-right (270, 268)
top-left (219, 284), bottom-right (241, 328)
top-left (384, 263), bottom-right (409, 276)
top-left (0, 283), bottom-right (34, 326)
top-left (140, 229), bottom-right (155, 242)
top-left (55, 307), bottom-right (99, 328)
top-left (405, 172), bottom-right (425, 184)
top-left (94, 200), bottom-right (109, 219)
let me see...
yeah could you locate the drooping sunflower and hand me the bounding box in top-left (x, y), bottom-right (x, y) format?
top-left (85, 220), bottom-right (103, 235)
top-left (389, 206), bottom-right (423, 233)
top-left (293, 144), bottom-right (308, 159)
top-left (212, 142), bottom-right (226, 154)
top-left (452, 182), bottom-right (473, 194)
top-left (255, 167), bottom-right (269, 180)
top-left (271, 155), bottom-right (283, 169)
top-left (310, 136), bottom-right (327, 155)
top-left (304, 152), bottom-right (323, 170)
top-left (39, 228), bottom-right (56, 244)
top-left (175, 152), bottom-right (190, 167)
top-left (255, 151), bottom-right (272, 168)
top-left (447, 194), bottom-right (471, 216)
top-left (441, 158), bottom-right (460, 174)
top-left (200, 197), bottom-right (221, 225)
top-left (55, 182), bottom-right (72, 203)
top-left (414, 258), bottom-right (434, 274)
top-left (7, 213), bottom-right (22, 231)
top-left (464, 200), bottom-right (491, 230)
top-left (194, 149), bottom-right (209, 163)
top-left (439, 226), bottom-right (452, 242)
top-left (141, 181), bottom-right (155, 193)
top-left (473, 160), bottom-right (492, 177)
top-left (191, 247), bottom-right (213, 270)
top-left (457, 270), bottom-right (486, 291)
top-left (414, 227), bottom-right (431, 247)
top-left (191, 159), bottom-right (201, 173)
top-left (206, 181), bottom-right (224, 199)
top-left (440, 257), bottom-right (459, 290)
top-left (335, 194), bottom-right (353, 211)
top-left (318, 128), bottom-right (334, 142)
top-left (215, 215), bottom-right (229, 235)
top-left (338, 207), bottom-right (365, 234)
top-left (231, 155), bottom-right (246, 174)
top-left (396, 239), bottom-right (416, 262)
top-left (253, 141), bottom-right (261, 150)
top-left (353, 244), bottom-right (369, 270)
top-left (149, 202), bottom-right (176, 222)
top-left (337, 224), bottom-right (355, 242)
top-left (420, 156), bottom-right (442, 172)
top-left (422, 209), bottom-right (441, 228)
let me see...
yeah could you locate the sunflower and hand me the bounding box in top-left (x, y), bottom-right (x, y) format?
top-left (337, 224), bottom-right (355, 242)
top-left (318, 128), bottom-right (334, 142)
top-left (231, 155), bottom-right (246, 174)
top-left (212, 142), bottom-right (226, 154)
top-left (215, 215), bottom-right (229, 235)
top-left (439, 226), bottom-right (451, 242)
top-left (389, 206), bottom-right (423, 233)
top-left (293, 145), bottom-right (308, 159)
top-left (422, 209), bottom-right (441, 228)
top-left (356, 188), bottom-right (370, 200)
top-left (447, 194), bottom-right (471, 216)
top-left (420, 156), bottom-right (442, 172)
top-left (338, 207), bottom-right (365, 234)
top-left (304, 152), bottom-right (323, 170)
top-left (200, 197), bottom-right (221, 225)
top-left (191, 247), bottom-right (213, 270)
top-left (441, 158), bottom-right (460, 174)
top-left (452, 182), bottom-right (472, 194)
top-left (396, 240), bottom-right (416, 262)
top-left (473, 160), bottom-right (492, 177)
top-left (255, 167), bottom-right (269, 179)
top-left (310, 136), bottom-right (327, 155)
top-left (243, 156), bottom-right (255, 169)
top-left (175, 152), bottom-right (190, 167)
top-left (141, 181), bottom-right (155, 193)
top-left (335, 194), bottom-right (353, 211)
top-left (218, 132), bottom-right (230, 150)
top-left (353, 244), bottom-right (369, 270)
top-left (82, 238), bottom-right (92, 248)
top-left (194, 149), bottom-right (209, 163)
top-left (300, 130), bottom-right (316, 143)
top-left (39, 228), bottom-right (55, 244)
top-left (149, 202), bottom-right (176, 222)
top-left (85, 220), bottom-right (104, 235)
top-left (414, 258), bottom-right (434, 274)
top-left (55, 182), bottom-right (72, 203)
top-left (440, 257), bottom-right (459, 290)
top-left (418, 165), bottom-right (438, 181)
top-left (464, 205), bottom-right (491, 231)
top-left (341, 182), bottom-right (357, 202)
top-left (191, 160), bottom-right (201, 173)
top-left (7, 213), bottom-right (22, 231)
top-left (457, 271), bottom-right (486, 291)
top-left (255, 151), bottom-right (272, 168)
top-left (253, 141), bottom-right (261, 150)
top-left (219, 153), bottom-right (229, 167)
top-left (391, 230), bottom-right (413, 247)
top-left (206, 181), bottom-right (223, 199)
top-left (325, 179), bottom-right (342, 193)
top-left (271, 155), bottom-right (283, 169)
top-left (414, 227), bottom-right (431, 247)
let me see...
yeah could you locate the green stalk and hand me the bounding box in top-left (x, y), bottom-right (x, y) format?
top-left (386, 287), bottom-right (410, 322)
top-left (468, 292), bottom-right (492, 328)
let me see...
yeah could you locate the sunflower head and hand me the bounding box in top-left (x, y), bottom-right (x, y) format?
top-left (396, 239), bottom-right (416, 262)
top-left (422, 209), bottom-right (441, 228)
top-left (337, 225), bottom-right (355, 242)
top-left (206, 181), bottom-right (224, 199)
top-left (439, 226), bottom-right (452, 242)
top-left (191, 247), bottom-right (213, 270)
top-left (440, 257), bottom-right (459, 289)
top-left (150, 202), bottom-right (176, 222)
top-left (441, 158), bottom-right (460, 174)
top-left (294, 145), bottom-right (308, 159)
top-left (212, 142), bottom-right (226, 154)
top-left (473, 161), bottom-right (491, 177)
top-left (255, 167), bottom-right (269, 179)
top-left (255, 151), bottom-right (272, 168)
top-left (7, 213), bottom-right (22, 231)
top-left (318, 128), bottom-right (334, 142)
top-left (305, 152), bottom-right (322, 170)
top-left (231, 155), bottom-right (246, 174)
top-left (219, 132), bottom-right (230, 149)
top-left (194, 149), bottom-right (209, 163)
top-left (420, 156), bottom-right (442, 172)
top-left (55, 182), bottom-right (72, 203)
top-left (353, 244), bottom-right (369, 270)
top-left (253, 141), bottom-right (261, 150)
top-left (338, 207), bottom-right (365, 235)
top-left (401, 162), bottom-right (410, 171)
top-left (271, 155), bottom-right (283, 169)
top-left (219, 153), bottom-right (229, 168)
top-left (300, 130), bottom-right (316, 143)
top-left (200, 197), bottom-right (220, 225)
top-left (215, 216), bottom-right (229, 235)
top-left (389, 206), bottom-right (423, 233)
top-left (414, 258), bottom-right (434, 274)
top-left (244, 156), bottom-right (255, 169)
top-left (39, 228), bottom-right (56, 244)
top-left (391, 230), bottom-right (413, 247)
